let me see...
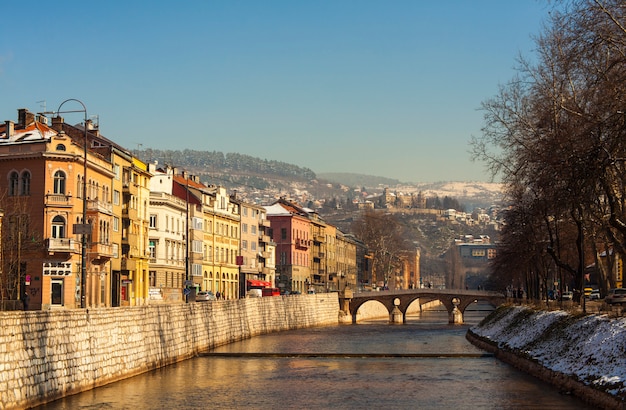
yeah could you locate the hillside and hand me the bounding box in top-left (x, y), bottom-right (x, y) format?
top-left (136, 148), bottom-right (503, 209)
top-left (317, 172), bottom-right (402, 188)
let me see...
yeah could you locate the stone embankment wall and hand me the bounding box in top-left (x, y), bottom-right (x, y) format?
top-left (467, 306), bottom-right (624, 410)
top-left (0, 294), bottom-right (339, 410)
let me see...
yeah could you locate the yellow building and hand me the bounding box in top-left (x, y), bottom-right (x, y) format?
top-left (198, 185), bottom-right (240, 299)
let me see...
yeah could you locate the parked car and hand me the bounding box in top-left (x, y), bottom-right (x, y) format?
top-left (196, 291), bottom-right (217, 301)
top-left (562, 291), bottom-right (573, 301)
top-left (605, 288), bottom-right (626, 305)
top-left (590, 289), bottom-right (601, 300)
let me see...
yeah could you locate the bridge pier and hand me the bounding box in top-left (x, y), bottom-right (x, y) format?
top-left (339, 289), bottom-right (353, 324)
top-left (390, 306), bottom-right (403, 324)
top-left (449, 306), bottom-right (463, 324)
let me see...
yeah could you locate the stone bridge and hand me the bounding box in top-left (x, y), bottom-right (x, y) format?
top-left (339, 288), bottom-right (506, 324)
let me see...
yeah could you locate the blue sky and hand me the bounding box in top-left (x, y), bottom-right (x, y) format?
top-left (0, 1), bottom-right (552, 183)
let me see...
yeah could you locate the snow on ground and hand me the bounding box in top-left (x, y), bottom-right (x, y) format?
top-left (471, 306), bottom-right (626, 397)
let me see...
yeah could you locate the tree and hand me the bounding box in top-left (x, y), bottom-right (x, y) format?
top-left (351, 210), bottom-right (411, 287)
top-left (471, 1), bottom-right (626, 302)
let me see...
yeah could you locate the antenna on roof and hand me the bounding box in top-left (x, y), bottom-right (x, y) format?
top-left (36, 100), bottom-right (46, 113)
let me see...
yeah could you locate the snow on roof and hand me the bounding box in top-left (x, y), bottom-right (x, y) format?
top-left (0, 121), bottom-right (57, 143)
top-left (264, 203), bottom-right (291, 216)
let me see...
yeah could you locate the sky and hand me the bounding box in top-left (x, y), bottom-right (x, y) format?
top-left (0, 1), bottom-right (554, 183)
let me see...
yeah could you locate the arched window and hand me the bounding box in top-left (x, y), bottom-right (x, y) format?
top-left (55, 144), bottom-right (66, 151)
top-left (53, 171), bottom-right (66, 194)
top-left (20, 171), bottom-right (30, 196)
top-left (9, 171), bottom-right (18, 196)
top-left (51, 215), bottom-right (66, 238)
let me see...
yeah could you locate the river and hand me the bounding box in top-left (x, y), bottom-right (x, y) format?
top-left (35, 306), bottom-right (593, 409)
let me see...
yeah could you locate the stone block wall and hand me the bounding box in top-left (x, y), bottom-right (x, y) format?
top-left (0, 293), bottom-right (339, 409)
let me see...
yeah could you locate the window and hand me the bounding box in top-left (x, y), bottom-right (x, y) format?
top-left (251, 242), bottom-right (257, 251)
top-left (149, 240), bottom-right (156, 259)
top-left (251, 225), bottom-right (257, 235)
top-left (113, 190), bottom-right (120, 205)
top-left (51, 215), bottom-right (66, 238)
top-left (242, 240), bottom-right (248, 250)
top-left (192, 263), bottom-right (202, 277)
top-left (242, 223), bottom-right (248, 234)
top-left (56, 144), bottom-right (66, 151)
top-left (281, 228), bottom-right (287, 240)
top-left (9, 171), bottom-right (18, 196)
top-left (113, 217), bottom-right (120, 232)
top-left (192, 240), bottom-right (203, 253)
top-left (53, 170), bottom-right (66, 194)
top-left (149, 214), bottom-right (157, 229)
top-left (20, 171), bottom-right (30, 195)
top-left (193, 217), bottom-right (203, 230)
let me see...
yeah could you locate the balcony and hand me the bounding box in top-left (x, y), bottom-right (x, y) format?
top-left (260, 251), bottom-right (272, 259)
top-left (87, 199), bottom-right (113, 215)
top-left (45, 194), bottom-right (72, 208)
top-left (91, 242), bottom-right (114, 259)
top-left (260, 219), bottom-right (271, 228)
top-left (121, 232), bottom-right (137, 246)
top-left (295, 239), bottom-right (308, 250)
top-left (259, 234), bottom-right (271, 244)
top-left (122, 181), bottom-right (138, 196)
top-left (261, 267), bottom-right (272, 275)
top-left (314, 234), bottom-right (325, 243)
top-left (120, 257), bottom-right (137, 271)
top-left (121, 204), bottom-right (138, 221)
top-left (46, 237), bottom-right (79, 253)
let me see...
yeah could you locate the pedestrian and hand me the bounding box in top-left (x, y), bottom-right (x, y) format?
top-left (216, 291), bottom-right (221, 300)
top-left (22, 291), bottom-right (29, 311)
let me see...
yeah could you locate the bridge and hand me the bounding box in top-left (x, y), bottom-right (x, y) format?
top-left (338, 288), bottom-right (506, 324)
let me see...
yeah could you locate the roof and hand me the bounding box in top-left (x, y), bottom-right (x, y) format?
top-left (265, 203), bottom-right (292, 216)
top-left (0, 121), bottom-right (57, 143)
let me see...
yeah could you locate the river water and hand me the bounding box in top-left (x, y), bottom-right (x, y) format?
top-left (36, 307), bottom-right (593, 410)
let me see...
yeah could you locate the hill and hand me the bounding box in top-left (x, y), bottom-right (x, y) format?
top-left (317, 172), bottom-right (402, 188)
top-left (135, 148), bottom-right (503, 209)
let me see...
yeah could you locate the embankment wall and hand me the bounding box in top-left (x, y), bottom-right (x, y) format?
top-left (0, 294), bottom-right (339, 409)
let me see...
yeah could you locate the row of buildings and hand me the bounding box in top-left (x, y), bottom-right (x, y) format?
top-left (0, 107), bottom-right (380, 310)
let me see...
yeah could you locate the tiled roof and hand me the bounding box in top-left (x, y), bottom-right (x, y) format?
top-left (0, 121), bottom-right (56, 143)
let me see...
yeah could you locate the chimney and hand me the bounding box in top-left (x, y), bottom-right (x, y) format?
top-left (51, 116), bottom-right (64, 132)
top-left (4, 121), bottom-right (14, 138)
top-left (18, 108), bottom-right (35, 127)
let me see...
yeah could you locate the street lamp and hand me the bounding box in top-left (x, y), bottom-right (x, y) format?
top-left (54, 99), bottom-right (90, 309)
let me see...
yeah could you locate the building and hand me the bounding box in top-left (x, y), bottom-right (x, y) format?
top-left (148, 165), bottom-right (188, 302)
top-left (0, 109), bottom-right (115, 309)
top-left (265, 198), bottom-right (311, 294)
top-left (234, 196), bottom-right (275, 297)
top-left (199, 185), bottom-right (241, 299)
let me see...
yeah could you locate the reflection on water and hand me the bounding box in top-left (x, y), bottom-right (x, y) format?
top-left (36, 307), bottom-right (594, 410)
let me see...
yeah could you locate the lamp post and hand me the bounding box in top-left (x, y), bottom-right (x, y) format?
top-left (54, 99), bottom-right (89, 309)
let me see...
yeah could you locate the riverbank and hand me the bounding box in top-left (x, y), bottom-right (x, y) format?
top-left (467, 305), bottom-right (626, 410)
top-left (0, 294), bottom-right (338, 410)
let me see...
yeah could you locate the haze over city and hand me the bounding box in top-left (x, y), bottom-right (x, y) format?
top-left (0, 1), bottom-right (554, 183)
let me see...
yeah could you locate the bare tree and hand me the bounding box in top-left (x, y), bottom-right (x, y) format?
top-left (351, 209), bottom-right (411, 288)
top-left (472, 1), bottom-right (626, 301)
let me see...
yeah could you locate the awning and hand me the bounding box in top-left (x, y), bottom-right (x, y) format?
top-left (247, 279), bottom-right (271, 288)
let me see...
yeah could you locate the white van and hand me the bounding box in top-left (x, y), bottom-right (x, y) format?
top-left (246, 289), bottom-right (262, 298)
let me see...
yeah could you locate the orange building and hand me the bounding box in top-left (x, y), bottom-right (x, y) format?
top-left (0, 109), bottom-right (114, 309)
